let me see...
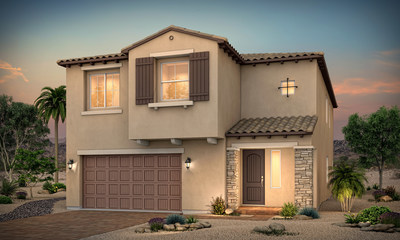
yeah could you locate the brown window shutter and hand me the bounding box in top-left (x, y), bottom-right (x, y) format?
top-left (189, 52), bottom-right (209, 101)
top-left (136, 57), bottom-right (154, 105)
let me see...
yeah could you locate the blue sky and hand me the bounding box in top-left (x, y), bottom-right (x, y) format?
top-left (1, 0), bottom-right (399, 139)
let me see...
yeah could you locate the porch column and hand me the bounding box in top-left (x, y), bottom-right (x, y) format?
top-left (294, 147), bottom-right (314, 208)
top-left (226, 148), bottom-right (240, 209)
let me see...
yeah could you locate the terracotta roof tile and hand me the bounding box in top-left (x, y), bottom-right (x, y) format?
top-left (241, 52), bottom-right (324, 61)
top-left (57, 53), bottom-right (128, 65)
top-left (226, 115), bottom-right (318, 136)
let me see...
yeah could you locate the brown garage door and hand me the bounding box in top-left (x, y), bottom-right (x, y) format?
top-left (83, 154), bottom-right (182, 211)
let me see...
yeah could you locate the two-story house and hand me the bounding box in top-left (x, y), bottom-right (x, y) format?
top-left (58, 26), bottom-right (337, 214)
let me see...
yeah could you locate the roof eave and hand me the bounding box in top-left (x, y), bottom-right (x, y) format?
top-left (225, 131), bottom-right (313, 137)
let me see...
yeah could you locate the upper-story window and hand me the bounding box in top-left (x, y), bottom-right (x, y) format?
top-left (280, 79), bottom-right (296, 96)
top-left (161, 61), bottom-right (189, 101)
top-left (90, 73), bottom-right (120, 108)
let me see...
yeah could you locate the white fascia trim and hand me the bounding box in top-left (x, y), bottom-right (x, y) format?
top-left (293, 146), bottom-right (315, 149)
top-left (81, 63), bottom-right (122, 71)
top-left (68, 207), bottom-right (181, 214)
top-left (81, 109), bottom-right (122, 116)
top-left (77, 148), bottom-right (184, 155)
top-left (150, 49), bottom-right (194, 58)
top-left (148, 101), bottom-right (193, 110)
top-left (226, 147), bottom-right (240, 151)
top-left (231, 142), bottom-right (298, 149)
top-left (182, 210), bottom-right (210, 215)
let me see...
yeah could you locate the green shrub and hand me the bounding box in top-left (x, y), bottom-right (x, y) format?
top-left (298, 207), bottom-right (320, 219)
top-left (372, 183), bottom-right (379, 190)
top-left (344, 212), bottom-right (360, 223)
top-left (165, 214), bottom-right (186, 225)
top-left (43, 181), bottom-right (57, 194)
top-left (18, 175), bottom-right (27, 187)
top-left (16, 191), bottom-right (27, 199)
top-left (148, 218), bottom-right (164, 231)
top-left (0, 195), bottom-right (12, 204)
top-left (280, 202), bottom-right (298, 218)
top-left (372, 190), bottom-right (386, 201)
top-left (53, 182), bottom-right (66, 189)
top-left (357, 206), bottom-right (391, 224)
top-left (393, 193), bottom-right (400, 201)
top-left (0, 179), bottom-right (18, 196)
top-left (210, 196), bottom-right (226, 215)
top-left (384, 186), bottom-right (396, 198)
top-left (366, 186), bottom-right (371, 191)
top-left (186, 216), bottom-right (198, 224)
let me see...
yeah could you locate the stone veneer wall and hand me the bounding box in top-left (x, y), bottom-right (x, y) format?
top-left (294, 148), bottom-right (314, 208)
top-left (226, 149), bottom-right (240, 209)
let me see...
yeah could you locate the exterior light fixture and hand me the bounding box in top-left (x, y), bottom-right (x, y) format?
top-left (185, 157), bottom-right (191, 170)
top-left (68, 159), bottom-right (74, 170)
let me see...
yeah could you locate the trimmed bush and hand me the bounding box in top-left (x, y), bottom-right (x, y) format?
top-left (0, 195), bottom-right (12, 204)
top-left (280, 202), bottom-right (298, 218)
top-left (210, 196), bottom-right (226, 215)
top-left (53, 182), bottom-right (66, 190)
top-left (165, 214), bottom-right (185, 225)
top-left (357, 206), bottom-right (391, 224)
top-left (0, 179), bottom-right (18, 196)
top-left (16, 191), bottom-right (27, 199)
top-left (148, 217), bottom-right (164, 231)
top-left (298, 207), bottom-right (320, 219)
top-left (43, 181), bottom-right (57, 194)
top-left (380, 212), bottom-right (400, 227)
top-left (186, 216), bottom-right (198, 223)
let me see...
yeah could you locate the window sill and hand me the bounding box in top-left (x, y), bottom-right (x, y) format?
top-left (148, 101), bottom-right (193, 110)
top-left (81, 109), bottom-right (123, 116)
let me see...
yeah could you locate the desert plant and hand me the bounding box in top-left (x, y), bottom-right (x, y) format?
top-left (280, 202), bottom-right (298, 218)
top-left (210, 195), bottom-right (226, 215)
top-left (379, 212), bottom-right (400, 227)
top-left (0, 195), bottom-right (12, 204)
top-left (298, 207), bottom-right (320, 219)
top-left (229, 211), bottom-right (241, 216)
top-left (148, 217), bottom-right (164, 232)
top-left (328, 162), bottom-right (367, 212)
top-left (392, 193), bottom-right (400, 201)
top-left (357, 206), bottom-right (391, 224)
top-left (366, 186), bottom-right (371, 191)
top-left (16, 191), bottom-right (27, 199)
top-left (0, 179), bottom-right (19, 196)
top-left (344, 212), bottom-right (360, 223)
top-left (186, 216), bottom-right (198, 224)
top-left (372, 183), bottom-right (379, 190)
top-left (165, 214), bottom-right (185, 225)
top-left (42, 181), bottom-right (57, 194)
top-left (384, 186), bottom-right (396, 198)
top-left (53, 182), bottom-right (66, 190)
top-left (372, 190), bottom-right (387, 201)
top-left (18, 175), bottom-right (27, 187)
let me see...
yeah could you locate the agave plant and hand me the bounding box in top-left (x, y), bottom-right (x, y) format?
top-left (328, 162), bottom-right (367, 212)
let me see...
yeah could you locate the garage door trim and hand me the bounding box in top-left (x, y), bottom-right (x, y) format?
top-left (77, 148), bottom-right (184, 155)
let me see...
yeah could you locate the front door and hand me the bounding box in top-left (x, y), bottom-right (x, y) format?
top-left (243, 149), bottom-right (265, 205)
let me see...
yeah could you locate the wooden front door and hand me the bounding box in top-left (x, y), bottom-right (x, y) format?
top-left (243, 149), bottom-right (265, 205)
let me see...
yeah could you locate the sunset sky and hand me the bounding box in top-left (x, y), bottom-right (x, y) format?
top-left (1, 0), bottom-right (399, 140)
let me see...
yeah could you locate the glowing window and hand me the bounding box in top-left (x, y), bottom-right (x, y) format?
top-left (271, 150), bottom-right (281, 188)
top-left (90, 73), bottom-right (119, 108)
top-left (161, 61), bottom-right (189, 101)
top-left (280, 80), bottom-right (296, 96)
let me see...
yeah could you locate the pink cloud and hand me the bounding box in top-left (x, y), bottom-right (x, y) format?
top-left (334, 77), bottom-right (400, 95)
top-left (379, 49), bottom-right (400, 56)
top-left (0, 60), bottom-right (29, 83)
top-left (375, 59), bottom-right (400, 69)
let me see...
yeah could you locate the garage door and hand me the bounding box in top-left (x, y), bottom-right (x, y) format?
top-left (83, 154), bottom-right (182, 211)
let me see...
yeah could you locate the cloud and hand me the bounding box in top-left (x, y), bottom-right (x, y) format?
top-left (378, 49), bottom-right (400, 56)
top-left (334, 77), bottom-right (400, 95)
top-left (0, 60), bottom-right (29, 83)
top-left (375, 59), bottom-right (400, 69)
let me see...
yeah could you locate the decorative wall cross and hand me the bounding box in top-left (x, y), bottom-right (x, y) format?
top-left (278, 78), bottom-right (298, 97)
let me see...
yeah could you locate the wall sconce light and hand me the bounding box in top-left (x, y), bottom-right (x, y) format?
top-left (185, 157), bottom-right (191, 170)
top-left (68, 159), bottom-right (74, 170)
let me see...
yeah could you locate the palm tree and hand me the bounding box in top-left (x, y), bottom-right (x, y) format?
top-left (328, 162), bottom-right (367, 212)
top-left (34, 86), bottom-right (66, 183)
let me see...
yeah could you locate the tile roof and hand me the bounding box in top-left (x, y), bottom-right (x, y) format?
top-left (57, 53), bottom-right (128, 66)
top-left (241, 52), bottom-right (324, 61)
top-left (226, 115), bottom-right (318, 137)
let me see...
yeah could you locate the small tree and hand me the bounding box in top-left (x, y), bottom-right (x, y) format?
top-left (14, 149), bottom-right (57, 198)
top-left (343, 106), bottom-right (400, 189)
top-left (328, 162), bottom-right (367, 212)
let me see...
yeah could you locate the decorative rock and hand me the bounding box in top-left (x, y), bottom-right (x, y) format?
top-left (371, 224), bottom-right (395, 232)
top-left (135, 227), bottom-right (145, 233)
top-left (332, 223), bottom-right (358, 227)
top-left (360, 226), bottom-right (374, 231)
top-left (386, 228), bottom-right (395, 233)
top-left (176, 226), bottom-right (186, 231)
top-left (394, 228), bottom-right (400, 232)
top-left (225, 208), bottom-right (234, 215)
top-left (379, 195), bottom-right (393, 202)
top-left (175, 223), bottom-right (181, 227)
top-left (37, 190), bottom-right (49, 194)
top-left (182, 224), bottom-right (190, 228)
top-left (269, 222), bottom-right (285, 231)
top-left (358, 222), bottom-right (371, 228)
top-left (293, 215), bottom-right (312, 220)
top-left (189, 223), bottom-right (203, 229)
top-left (57, 188), bottom-right (66, 192)
top-left (200, 222), bottom-right (212, 228)
top-left (253, 226), bottom-right (271, 233)
top-left (144, 228), bottom-right (152, 233)
top-left (163, 224), bottom-right (175, 231)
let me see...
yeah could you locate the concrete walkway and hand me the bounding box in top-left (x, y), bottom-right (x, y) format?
top-left (0, 210), bottom-right (168, 240)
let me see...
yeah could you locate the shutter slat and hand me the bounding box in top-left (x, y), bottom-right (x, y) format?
top-left (136, 57), bottom-right (154, 105)
top-left (189, 51), bottom-right (209, 101)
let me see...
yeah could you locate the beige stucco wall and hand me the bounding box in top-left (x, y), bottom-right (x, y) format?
top-left (240, 61), bottom-right (317, 118)
top-left (128, 31), bottom-right (221, 140)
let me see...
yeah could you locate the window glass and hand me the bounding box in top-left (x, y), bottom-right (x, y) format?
top-left (280, 80), bottom-right (295, 95)
top-left (271, 150), bottom-right (281, 188)
top-left (161, 61), bottom-right (189, 101)
top-left (90, 73), bottom-right (119, 109)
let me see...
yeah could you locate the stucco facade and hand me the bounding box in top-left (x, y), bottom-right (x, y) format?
top-left (59, 26), bottom-right (336, 213)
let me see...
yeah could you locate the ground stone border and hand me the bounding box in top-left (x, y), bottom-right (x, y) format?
top-left (135, 221), bottom-right (212, 233)
top-left (332, 222), bottom-right (400, 233)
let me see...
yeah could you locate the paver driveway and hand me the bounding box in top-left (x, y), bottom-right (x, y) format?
top-left (0, 210), bottom-right (168, 240)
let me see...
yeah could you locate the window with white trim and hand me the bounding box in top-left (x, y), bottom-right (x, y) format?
top-left (90, 73), bottom-right (120, 108)
top-left (271, 150), bottom-right (281, 188)
top-left (161, 61), bottom-right (189, 101)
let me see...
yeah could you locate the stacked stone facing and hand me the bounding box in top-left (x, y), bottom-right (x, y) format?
top-left (294, 148), bottom-right (314, 208)
top-left (226, 149), bottom-right (240, 209)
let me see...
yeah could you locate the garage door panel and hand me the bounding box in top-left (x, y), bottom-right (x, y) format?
top-left (158, 184), bottom-right (168, 196)
top-left (158, 199), bottom-right (169, 210)
top-left (96, 157), bottom-right (107, 167)
top-left (85, 171), bottom-right (95, 181)
top-left (158, 170), bottom-right (169, 181)
top-left (144, 184), bottom-right (154, 195)
top-left (121, 156), bottom-right (131, 167)
top-left (170, 170), bottom-right (181, 181)
top-left (170, 185), bottom-right (181, 196)
top-left (120, 170), bottom-right (130, 181)
top-left (109, 198), bottom-right (119, 209)
top-left (133, 156), bottom-right (143, 167)
top-left (96, 184), bottom-right (106, 195)
top-left (109, 170), bottom-right (119, 181)
top-left (85, 197), bottom-right (95, 208)
top-left (133, 198), bottom-right (143, 209)
top-left (170, 156), bottom-right (180, 167)
top-left (133, 170), bottom-right (143, 181)
top-left (170, 199), bottom-right (181, 211)
top-left (144, 156), bottom-right (155, 167)
top-left (96, 171), bottom-right (106, 181)
top-left (158, 156), bottom-right (169, 167)
top-left (85, 184), bottom-right (95, 194)
top-left (120, 184), bottom-right (130, 195)
top-left (109, 156), bottom-right (120, 167)
top-left (144, 198), bottom-right (154, 209)
top-left (144, 170), bottom-right (154, 181)
top-left (132, 184), bottom-right (143, 195)
top-left (96, 198), bottom-right (106, 208)
top-left (120, 198), bottom-right (130, 209)
top-left (86, 157), bottom-right (96, 168)
top-left (109, 184), bottom-right (118, 195)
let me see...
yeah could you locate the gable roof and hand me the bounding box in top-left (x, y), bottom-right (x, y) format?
top-left (226, 115), bottom-right (318, 137)
top-left (56, 53), bottom-right (128, 66)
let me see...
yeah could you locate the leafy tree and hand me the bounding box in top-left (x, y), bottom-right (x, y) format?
top-left (0, 95), bottom-right (49, 181)
top-left (328, 162), bottom-right (367, 212)
top-left (35, 86), bottom-right (66, 183)
top-left (343, 106), bottom-right (400, 189)
top-left (14, 149), bottom-right (57, 198)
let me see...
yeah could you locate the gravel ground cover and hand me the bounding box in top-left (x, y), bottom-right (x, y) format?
top-left (0, 197), bottom-right (65, 222)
